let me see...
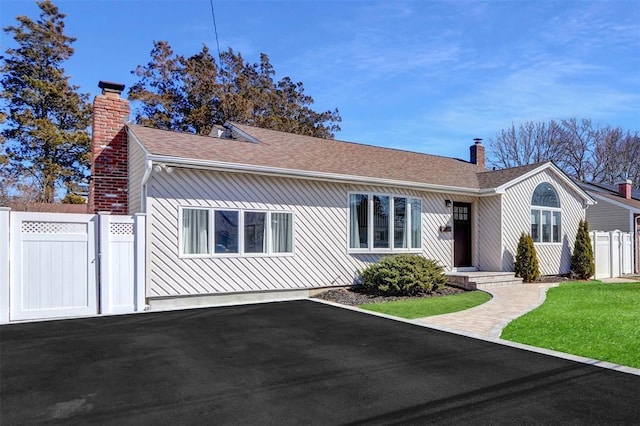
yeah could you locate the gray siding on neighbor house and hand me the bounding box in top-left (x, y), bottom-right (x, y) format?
top-left (144, 168), bottom-right (474, 297)
top-left (586, 199), bottom-right (631, 232)
top-left (501, 169), bottom-right (585, 275)
top-left (477, 195), bottom-right (503, 271)
top-left (127, 137), bottom-right (147, 214)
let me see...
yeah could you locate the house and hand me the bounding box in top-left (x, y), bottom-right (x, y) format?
top-left (577, 180), bottom-right (640, 274)
top-left (89, 81), bottom-right (594, 308)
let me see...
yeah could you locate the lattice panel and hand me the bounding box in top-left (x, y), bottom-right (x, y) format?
top-left (110, 222), bottom-right (134, 235)
top-left (22, 221), bottom-right (87, 234)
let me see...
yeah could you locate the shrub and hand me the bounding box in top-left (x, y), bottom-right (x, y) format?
top-left (570, 219), bottom-right (595, 279)
top-left (514, 232), bottom-right (540, 282)
top-left (359, 254), bottom-right (447, 296)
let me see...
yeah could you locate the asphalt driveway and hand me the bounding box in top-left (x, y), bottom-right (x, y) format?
top-left (1, 300), bottom-right (639, 425)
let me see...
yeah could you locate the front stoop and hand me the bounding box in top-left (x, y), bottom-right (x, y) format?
top-left (447, 271), bottom-right (523, 290)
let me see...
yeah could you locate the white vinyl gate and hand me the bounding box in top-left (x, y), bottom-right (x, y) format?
top-left (10, 212), bottom-right (98, 321)
top-left (591, 230), bottom-right (633, 279)
top-left (0, 209), bottom-right (146, 323)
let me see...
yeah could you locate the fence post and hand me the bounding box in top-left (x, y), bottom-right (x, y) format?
top-left (134, 213), bottom-right (146, 311)
top-left (0, 208), bottom-right (10, 324)
top-left (98, 212), bottom-right (112, 314)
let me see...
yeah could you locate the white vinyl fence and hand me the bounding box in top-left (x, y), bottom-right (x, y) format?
top-left (0, 208), bottom-right (145, 323)
top-left (590, 230), bottom-right (633, 279)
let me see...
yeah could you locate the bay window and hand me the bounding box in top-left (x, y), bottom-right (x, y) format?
top-left (349, 193), bottom-right (421, 252)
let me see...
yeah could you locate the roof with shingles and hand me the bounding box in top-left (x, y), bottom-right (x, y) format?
top-left (577, 181), bottom-right (640, 210)
top-left (127, 123), bottom-right (563, 193)
top-left (476, 162), bottom-right (549, 189)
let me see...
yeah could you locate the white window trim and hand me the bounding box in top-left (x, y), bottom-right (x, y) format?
top-left (347, 191), bottom-right (422, 254)
top-left (178, 206), bottom-right (212, 259)
top-left (531, 206), bottom-right (562, 244)
top-left (179, 206), bottom-right (295, 258)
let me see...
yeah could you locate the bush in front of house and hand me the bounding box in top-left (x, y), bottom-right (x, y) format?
top-left (514, 232), bottom-right (540, 282)
top-left (570, 219), bottom-right (595, 280)
top-left (358, 254), bottom-right (447, 296)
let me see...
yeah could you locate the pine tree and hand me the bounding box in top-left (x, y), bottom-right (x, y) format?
top-left (130, 43), bottom-right (342, 138)
top-left (570, 219), bottom-right (595, 280)
top-left (1, 0), bottom-right (91, 203)
top-left (514, 232), bottom-right (540, 283)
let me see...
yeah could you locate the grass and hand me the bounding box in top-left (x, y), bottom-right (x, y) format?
top-left (360, 290), bottom-right (491, 319)
top-left (501, 281), bottom-right (640, 369)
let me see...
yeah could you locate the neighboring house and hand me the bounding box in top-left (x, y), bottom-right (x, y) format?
top-left (89, 81), bottom-right (594, 306)
top-left (577, 180), bottom-right (640, 274)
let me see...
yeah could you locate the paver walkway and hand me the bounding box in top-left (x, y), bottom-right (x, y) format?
top-left (414, 283), bottom-right (559, 339)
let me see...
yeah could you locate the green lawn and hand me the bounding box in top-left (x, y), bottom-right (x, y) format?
top-left (501, 281), bottom-right (640, 369)
top-left (360, 291), bottom-right (491, 319)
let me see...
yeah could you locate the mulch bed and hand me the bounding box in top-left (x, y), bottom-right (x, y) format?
top-left (312, 285), bottom-right (465, 307)
top-left (312, 275), bottom-right (574, 307)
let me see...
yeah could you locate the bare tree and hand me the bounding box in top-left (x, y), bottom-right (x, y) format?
top-left (489, 120), bottom-right (563, 168)
top-left (488, 118), bottom-right (639, 190)
top-left (555, 118), bottom-right (597, 182)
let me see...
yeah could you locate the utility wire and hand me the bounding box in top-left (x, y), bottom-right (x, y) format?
top-left (209, 0), bottom-right (223, 69)
top-left (209, 0), bottom-right (229, 127)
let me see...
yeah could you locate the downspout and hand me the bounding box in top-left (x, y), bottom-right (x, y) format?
top-left (140, 159), bottom-right (153, 213)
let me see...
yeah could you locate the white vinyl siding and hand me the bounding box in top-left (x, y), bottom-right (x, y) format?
top-left (127, 136), bottom-right (148, 214)
top-left (501, 170), bottom-right (585, 275)
top-left (145, 169), bottom-right (463, 297)
top-left (476, 195), bottom-right (502, 271)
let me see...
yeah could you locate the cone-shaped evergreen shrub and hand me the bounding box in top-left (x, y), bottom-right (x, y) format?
top-left (359, 254), bottom-right (447, 296)
top-left (514, 232), bottom-right (540, 282)
top-left (570, 219), bottom-right (595, 279)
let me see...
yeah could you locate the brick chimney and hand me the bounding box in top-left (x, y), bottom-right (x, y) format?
top-left (88, 81), bottom-right (130, 214)
top-left (617, 179), bottom-right (632, 199)
top-left (470, 138), bottom-right (485, 168)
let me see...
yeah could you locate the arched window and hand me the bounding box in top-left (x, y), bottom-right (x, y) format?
top-left (531, 183), bottom-right (561, 243)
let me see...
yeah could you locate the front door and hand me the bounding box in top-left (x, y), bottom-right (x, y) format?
top-left (453, 202), bottom-right (472, 267)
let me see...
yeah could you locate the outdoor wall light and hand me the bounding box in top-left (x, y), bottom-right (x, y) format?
top-left (439, 225), bottom-right (452, 232)
top-left (445, 199), bottom-right (452, 207)
top-left (153, 164), bottom-right (174, 173)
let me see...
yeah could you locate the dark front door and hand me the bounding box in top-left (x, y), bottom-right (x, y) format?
top-left (453, 202), bottom-right (472, 267)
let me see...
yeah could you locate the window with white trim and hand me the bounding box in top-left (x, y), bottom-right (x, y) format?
top-left (180, 207), bottom-right (293, 256)
top-left (531, 183), bottom-right (561, 243)
top-left (349, 193), bottom-right (421, 252)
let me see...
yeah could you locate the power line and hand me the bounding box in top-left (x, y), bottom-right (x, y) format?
top-left (209, 0), bottom-right (223, 68)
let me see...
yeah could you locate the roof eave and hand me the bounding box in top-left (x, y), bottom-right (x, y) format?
top-left (590, 193), bottom-right (640, 213)
top-left (147, 154), bottom-right (488, 195)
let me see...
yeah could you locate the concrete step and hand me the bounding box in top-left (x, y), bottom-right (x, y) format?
top-left (446, 271), bottom-right (523, 290)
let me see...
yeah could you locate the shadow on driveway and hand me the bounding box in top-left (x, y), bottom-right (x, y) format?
top-left (2, 300), bottom-right (639, 424)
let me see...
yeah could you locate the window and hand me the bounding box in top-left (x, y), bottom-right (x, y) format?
top-left (182, 209), bottom-right (209, 255)
top-left (244, 212), bottom-right (266, 253)
top-left (531, 183), bottom-right (561, 243)
top-left (349, 193), bottom-right (421, 252)
top-left (271, 213), bottom-right (293, 253)
top-left (215, 210), bottom-right (238, 253)
top-left (349, 194), bottom-right (368, 248)
top-left (180, 207), bottom-right (293, 256)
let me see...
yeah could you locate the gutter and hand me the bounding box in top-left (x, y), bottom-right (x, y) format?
top-left (127, 125), bottom-right (154, 213)
top-left (147, 154), bottom-right (499, 197)
top-left (140, 160), bottom-right (153, 213)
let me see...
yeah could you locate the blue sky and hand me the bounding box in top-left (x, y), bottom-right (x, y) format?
top-left (2, 0), bottom-right (639, 162)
